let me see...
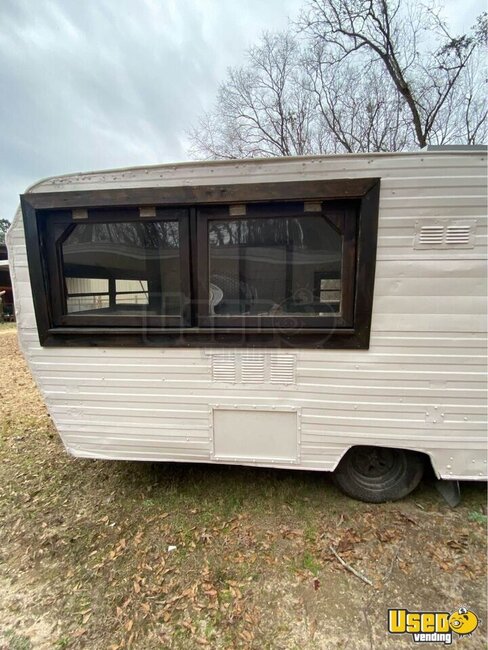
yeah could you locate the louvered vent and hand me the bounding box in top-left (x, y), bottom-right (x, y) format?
top-left (414, 220), bottom-right (476, 249)
top-left (211, 353), bottom-right (296, 384)
top-left (241, 355), bottom-right (266, 383)
top-left (270, 355), bottom-right (296, 384)
top-left (211, 355), bottom-right (237, 382)
top-left (418, 225), bottom-right (444, 246)
top-left (445, 224), bottom-right (472, 245)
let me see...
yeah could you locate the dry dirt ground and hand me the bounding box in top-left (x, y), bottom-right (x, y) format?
top-left (0, 324), bottom-right (486, 649)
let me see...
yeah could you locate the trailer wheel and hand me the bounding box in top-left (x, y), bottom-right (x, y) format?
top-left (333, 446), bottom-right (424, 503)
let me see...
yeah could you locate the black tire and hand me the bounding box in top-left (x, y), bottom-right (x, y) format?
top-left (334, 446), bottom-right (424, 503)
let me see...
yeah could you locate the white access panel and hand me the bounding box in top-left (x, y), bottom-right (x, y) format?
top-left (211, 407), bottom-right (299, 463)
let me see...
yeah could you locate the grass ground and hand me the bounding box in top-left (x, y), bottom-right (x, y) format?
top-left (0, 325), bottom-right (486, 649)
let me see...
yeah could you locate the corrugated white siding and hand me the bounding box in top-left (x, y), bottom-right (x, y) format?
top-left (7, 151), bottom-right (488, 479)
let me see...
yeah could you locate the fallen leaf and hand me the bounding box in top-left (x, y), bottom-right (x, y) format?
top-left (72, 628), bottom-right (87, 638)
top-left (195, 637), bottom-right (210, 646)
top-left (447, 537), bottom-right (468, 552)
top-left (397, 512), bottom-right (418, 526)
top-left (376, 529), bottom-right (401, 543)
top-left (182, 621), bottom-right (196, 633)
top-left (133, 531), bottom-right (143, 546)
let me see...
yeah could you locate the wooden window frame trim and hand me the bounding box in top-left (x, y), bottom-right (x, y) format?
top-left (20, 177), bottom-right (380, 349)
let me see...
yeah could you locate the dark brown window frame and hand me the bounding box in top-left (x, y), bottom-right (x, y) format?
top-left (196, 202), bottom-right (357, 329)
top-left (21, 177), bottom-right (380, 349)
top-left (43, 208), bottom-right (191, 329)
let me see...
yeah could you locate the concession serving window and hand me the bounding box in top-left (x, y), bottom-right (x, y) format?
top-left (21, 177), bottom-right (379, 348)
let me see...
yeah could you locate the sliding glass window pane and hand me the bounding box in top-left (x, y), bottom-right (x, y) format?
top-left (62, 221), bottom-right (181, 316)
top-left (208, 216), bottom-right (342, 317)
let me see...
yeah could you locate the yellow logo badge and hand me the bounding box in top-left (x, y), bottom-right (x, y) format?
top-left (388, 607), bottom-right (478, 644)
top-left (448, 608), bottom-right (478, 636)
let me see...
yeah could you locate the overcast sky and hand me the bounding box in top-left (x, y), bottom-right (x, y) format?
top-left (0, 0), bottom-right (485, 221)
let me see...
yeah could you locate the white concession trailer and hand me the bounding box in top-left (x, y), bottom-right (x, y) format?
top-left (7, 149), bottom-right (487, 502)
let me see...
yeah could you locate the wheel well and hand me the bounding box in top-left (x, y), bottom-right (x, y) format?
top-left (335, 445), bottom-right (436, 475)
top-left (333, 445), bottom-right (428, 503)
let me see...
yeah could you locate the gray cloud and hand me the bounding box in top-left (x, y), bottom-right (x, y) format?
top-left (0, 0), bottom-right (483, 221)
top-left (0, 0), bottom-right (303, 220)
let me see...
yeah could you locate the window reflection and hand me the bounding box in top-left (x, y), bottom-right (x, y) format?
top-left (208, 216), bottom-right (342, 317)
top-left (62, 221), bottom-right (181, 316)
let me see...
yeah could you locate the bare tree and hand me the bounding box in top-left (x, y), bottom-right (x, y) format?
top-left (188, 1), bottom-right (487, 159)
top-left (189, 32), bottom-right (319, 159)
top-left (303, 45), bottom-right (412, 152)
top-left (0, 219), bottom-right (10, 246)
top-left (424, 41), bottom-right (488, 145)
top-left (300, 0), bottom-right (487, 148)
